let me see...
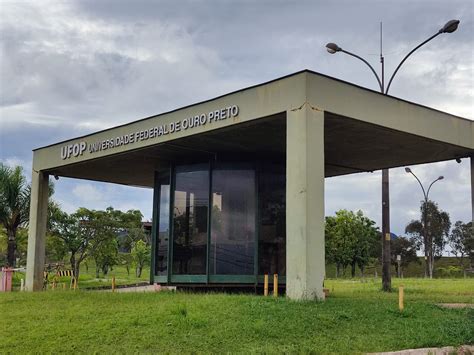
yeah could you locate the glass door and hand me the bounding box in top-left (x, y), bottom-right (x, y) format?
top-left (171, 164), bottom-right (209, 281)
top-left (153, 169), bottom-right (170, 283)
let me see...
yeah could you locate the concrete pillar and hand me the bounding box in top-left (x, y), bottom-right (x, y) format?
top-left (25, 170), bottom-right (49, 291)
top-left (471, 157), bottom-right (474, 226)
top-left (286, 106), bottom-right (325, 300)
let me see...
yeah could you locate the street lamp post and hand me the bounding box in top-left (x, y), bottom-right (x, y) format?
top-left (405, 167), bottom-right (444, 279)
top-left (325, 19), bottom-right (459, 291)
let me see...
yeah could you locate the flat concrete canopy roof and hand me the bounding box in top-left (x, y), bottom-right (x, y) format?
top-left (33, 70), bottom-right (473, 186)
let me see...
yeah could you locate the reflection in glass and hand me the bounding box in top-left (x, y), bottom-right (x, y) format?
top-left (258, 163), bottom-right (286, 276)
top-left (172, 164), bottom-right (209, 275)
top-left (210, 166), bottom-right (255, 275)
top-left (156, 170), bottom-right (170, 276)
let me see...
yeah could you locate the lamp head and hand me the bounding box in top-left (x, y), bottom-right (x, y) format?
top-left (326, 42), bottom-right (341, 54)
top-left (438, 176), bottom-right (444, 180)
top-left (439, 19), bottom-right (460, 34)
top-left (404, 167), bottom-right (412, 173)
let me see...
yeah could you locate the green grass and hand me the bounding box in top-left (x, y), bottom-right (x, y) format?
top-left (12, 264), bottom-right (150, 290)
top-left (1, 278), bottom-right (473, 353)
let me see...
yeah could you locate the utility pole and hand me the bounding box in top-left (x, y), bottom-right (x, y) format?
top-left (325, 19), bottom-right (460, 291)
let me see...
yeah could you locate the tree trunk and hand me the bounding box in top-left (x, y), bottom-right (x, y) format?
top-left (428, 248), bottom-right (434, 279)
top-left (74, 262), bottom-right (80, 282)
top-left (70, 254), bottom-right (76, 276)
top-left (95, 267), bottom-right (100, 278)
top-left (70, 253), bottom-right (80, 281)
top-left (351, 262), bottom-right (356, 278)
top-left (7, 229), bottom-right (16, 267)
top-left (424, 252), bottom-right (429, 278)
top-left (136, 266), bottom-right (142, 278)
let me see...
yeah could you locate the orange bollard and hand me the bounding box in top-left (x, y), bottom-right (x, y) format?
top-left (273, 274), bottom-right (278, 297)
top-left (264, 274), bottom-right (268, 296)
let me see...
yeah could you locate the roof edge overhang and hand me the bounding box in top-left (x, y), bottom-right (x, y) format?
top-left (33, 69), bottom-right (472, 152)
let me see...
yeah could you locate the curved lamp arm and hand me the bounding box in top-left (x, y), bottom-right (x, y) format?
top-left (408, 170), bottom-right (427, 201)
top-left (426, 177), bottom-right (443, 200)
top-left (385, 32), bottom-right (440, 94)
top-left (341, 49), bottom-right (384, 92)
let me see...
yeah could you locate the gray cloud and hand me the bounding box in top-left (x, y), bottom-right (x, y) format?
top-left (0, 0), bottom-right (472, 233)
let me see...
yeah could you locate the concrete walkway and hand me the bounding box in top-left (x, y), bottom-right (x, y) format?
top-left (371, 345), bottom-right (474, 355)
top-left (436, 303), bottom-right (474, 309)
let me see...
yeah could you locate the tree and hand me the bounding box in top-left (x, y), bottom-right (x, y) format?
top-left (105, 207), bottom-right (145, 251)
top-left (350, 211), bottom-right (379, 277)
top-left (91, 237), bottom-right (118, 277)
top-left (405, 200), bottom-right (450, 278)
top-left (131, 240), bottom-right (150, 277)
top-left (118, 252), bottom-right (132, 276)
top-left (0, 164), bottom-right (31, 266)
top-left (325, 210), bottom-right (379, 277)
top-left (49, 206), bottom-right (146, 279)
top-left (49, 207), bottom-right (116, 280)
top-left (390, 236), bottom-right (419, 277)
top-left (449, 221), bottom-right (473, 276)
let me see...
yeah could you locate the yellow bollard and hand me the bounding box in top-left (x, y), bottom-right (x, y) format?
top-left (69, 276), bottom-right (78, 291)
top-left (264, 274), bottom-right (268, 296)
top-left (273, 274), bottom-right (278, 297)
top-left (112, 277), bottom-right (116, 293)
top-left (399, 285), bottom-right (404, 311)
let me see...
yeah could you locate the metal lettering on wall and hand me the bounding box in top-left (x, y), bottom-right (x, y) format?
top-left (60, 105), bottom-right (239, 160)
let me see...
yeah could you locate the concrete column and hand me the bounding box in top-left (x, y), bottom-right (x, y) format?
top-left (471, 157), bottom-right (474, 226)
top-left (26, 169), bottom-right (49, 291)
top-left (286, 106), bottom-right (325, 300)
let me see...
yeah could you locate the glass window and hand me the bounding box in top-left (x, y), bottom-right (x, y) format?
top-left (210, 164), bottom-right (255, 275)
top-left (172, 164), bottom-right (209, 275)
top-left (155, 171), bottom-right (170, 276)
top-left (258, 163), bottom-right (286, 276)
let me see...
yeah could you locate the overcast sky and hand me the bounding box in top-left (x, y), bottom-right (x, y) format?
top-left (0, 0), bottom-right (472, 238)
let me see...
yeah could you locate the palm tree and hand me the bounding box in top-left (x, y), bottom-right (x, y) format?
top-left (0, 164), bottom-right (31, 267)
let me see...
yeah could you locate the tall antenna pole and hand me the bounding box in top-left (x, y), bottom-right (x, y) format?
top-left (380, 20), bottom-right (391, 292)
top-left (380, 22), bottom-right (384, 93)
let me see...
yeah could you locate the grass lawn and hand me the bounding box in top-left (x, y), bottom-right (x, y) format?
top-left (11, 264), bottom-right (150, 290)
top-left (1, 278), bottom-right (473, 353)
